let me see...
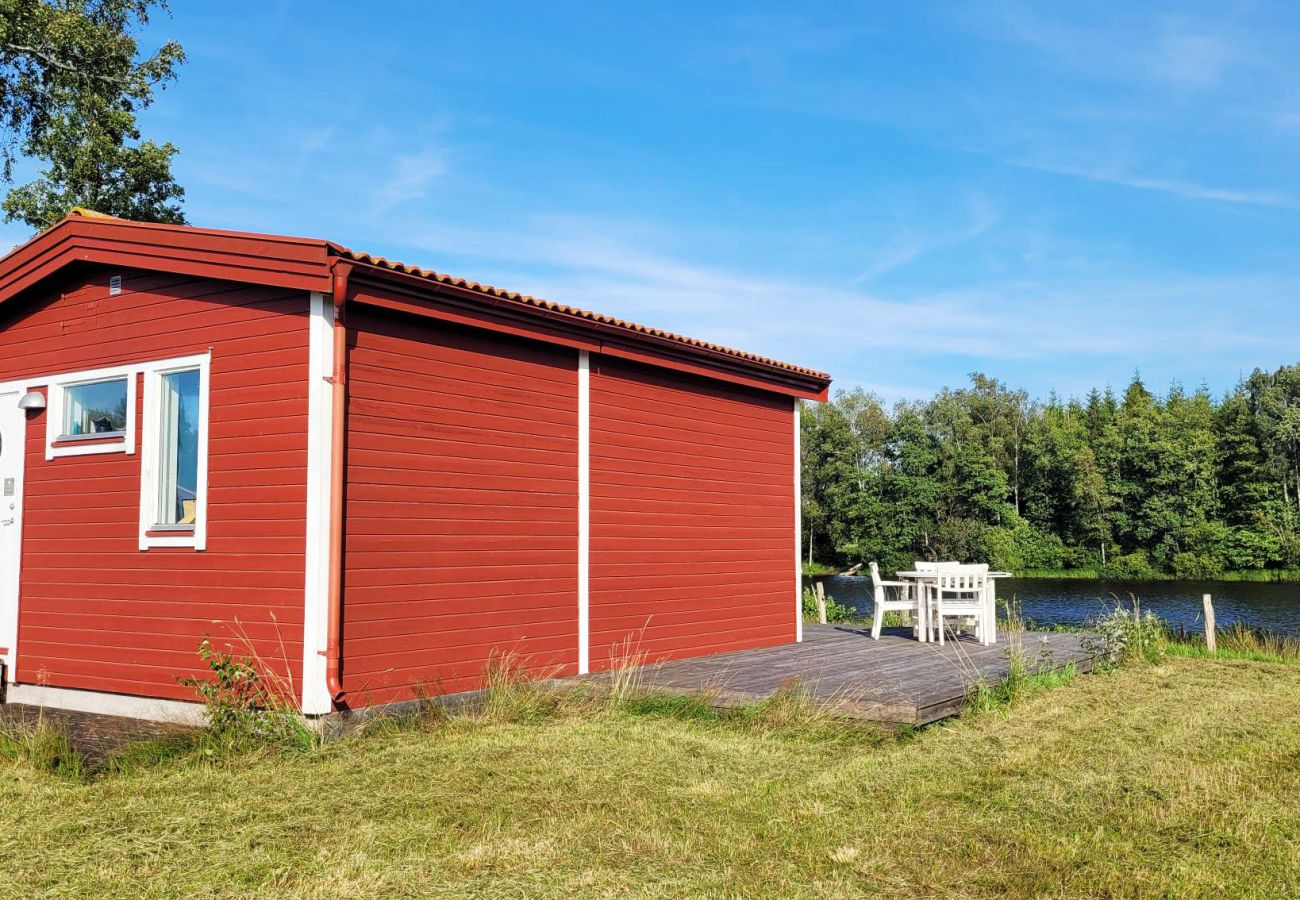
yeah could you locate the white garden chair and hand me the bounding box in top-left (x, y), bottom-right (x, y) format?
top-left (932, 570), bottom-right (993, 646)
top-left (869, 562), bottom-right (921, 640)
top-left (950, 563), bottom-right (997, 644)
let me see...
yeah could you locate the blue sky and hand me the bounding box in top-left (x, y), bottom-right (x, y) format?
top-left (5, 1), bottom-right (1300, 403)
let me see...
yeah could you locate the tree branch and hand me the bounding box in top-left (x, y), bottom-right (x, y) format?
top-left (2, 41), bottom-right (133, 87)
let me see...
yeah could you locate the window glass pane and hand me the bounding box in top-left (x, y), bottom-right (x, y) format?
top-left (62, 379), bottom-right (128, 436)
top-left (156, 369), bottom-right (200, 526)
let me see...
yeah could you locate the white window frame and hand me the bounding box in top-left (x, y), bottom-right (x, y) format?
top-left (44, 363), bottom-right (139, 460)
top-left (138, 352), bottom-right (211, 551)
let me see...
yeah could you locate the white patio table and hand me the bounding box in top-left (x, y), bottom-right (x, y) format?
top-left (893, 569), bottom-right (1013, 644)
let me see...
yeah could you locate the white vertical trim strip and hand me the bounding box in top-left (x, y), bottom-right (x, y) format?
top-left (577, 350), bottom-right (591, 674)
top-left (794, 398), bottom-right (802, 642)
top-left (302, 292), bottom-right (335, 715)
top-left (0, 384), bottom-right (28, 684)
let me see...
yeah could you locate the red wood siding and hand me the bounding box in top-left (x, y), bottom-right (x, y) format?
top-left (588, 358), bottom-right (795, 670)
top-left (341, 308), bottom-right (578, 705)
top-left (0, 269), bottom-right (308, 701)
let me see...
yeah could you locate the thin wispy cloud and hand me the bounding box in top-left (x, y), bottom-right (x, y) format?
top-left (369, 149), bottom-right (447, 216)
top-left (1007, 158), bottom-right (1300, 210)
top-left (977, 2), bottom-right (1252, 92)
top-left (1150, 25), bottom-right (1237, 89)
top-left (848, 200), bottom-right (999, 286)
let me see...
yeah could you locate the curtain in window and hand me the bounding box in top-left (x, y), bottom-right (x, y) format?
top-left (158, 375), bottom-right (182, 524)
top-left (66, 392), bottom-right (85, 435)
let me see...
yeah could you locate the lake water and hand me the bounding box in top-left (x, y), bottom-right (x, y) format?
top-left (817, 576), bottom-right (1300, 636)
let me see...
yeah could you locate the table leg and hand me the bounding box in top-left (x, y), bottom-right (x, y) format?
top-left (986, 581), bottom-right (997, 645)
top-left (918, 580), bottom-right (930, 643)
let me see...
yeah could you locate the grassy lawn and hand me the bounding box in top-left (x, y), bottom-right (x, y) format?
top-left (3, 658), bottom-right (1300, 897)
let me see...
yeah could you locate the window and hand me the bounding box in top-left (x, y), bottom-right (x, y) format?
top-left (45, 364), bottom-right (139, 459)
top-left (139, 353), bottom-right (210, 550)
top-left (155, 369), bottom-right (200, 527)
top-left (61, 378), bottom-right (128, 438)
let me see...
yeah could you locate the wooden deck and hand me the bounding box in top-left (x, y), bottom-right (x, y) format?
top-left (595, 624), bottom-right (1097, 725)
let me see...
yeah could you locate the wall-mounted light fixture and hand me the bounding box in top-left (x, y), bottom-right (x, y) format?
top-left (17, 391), bottom-right (45, 410)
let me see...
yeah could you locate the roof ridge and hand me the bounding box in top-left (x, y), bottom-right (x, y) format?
top-left (67, 207), bottom-right (121, 220)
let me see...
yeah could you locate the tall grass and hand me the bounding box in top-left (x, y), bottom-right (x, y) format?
top-left (1087, 595), bottom-right (1300, 666)
top-left (604, 633), bottom-right (648, 705)
top-left (1165, 621), bottom-right (1300, 664)
top-left (966, 598), bottom-right (1079, 713)
top-left (477, 650), bottom-right (564, 723)
top-left (0, 715), bottom-right (85, 781)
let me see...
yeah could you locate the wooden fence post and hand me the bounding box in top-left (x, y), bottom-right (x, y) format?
top-left (814, 581), bottom-right (827, 624)
top-left (1203, 594), bottom-right (1216, 656)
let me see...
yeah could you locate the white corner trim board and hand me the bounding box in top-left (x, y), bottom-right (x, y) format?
top-left (6, 683), bottom-right (208, 726)
top-left (794, 398), bottom-right (802, 643)
top-left (0, 383), bottom-right (27, 684)
top-left (301, 292), bottom-right (336, 715)
top-left (577, 350), bottom-right (591, 674)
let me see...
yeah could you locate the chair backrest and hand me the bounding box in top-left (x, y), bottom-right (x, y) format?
top-left (934, 570), bottom-right (988, 596)
top-left (954, 563), bottom-right (989, 574)
top-left (916, 561), bottom-right (963, 572)
top-left (869, 561), bottom-right (883, 589)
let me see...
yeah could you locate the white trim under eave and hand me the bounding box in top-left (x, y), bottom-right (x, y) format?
top-left (577, 350), bottom-right (590, 674)
top-left (301, 291), bottom-right (335, 715)
top-left (794, 398), bottom-right (802, 643)
top-left (6, 683), bottom-right (208, 725)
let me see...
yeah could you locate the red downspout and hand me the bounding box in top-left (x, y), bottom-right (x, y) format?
top-left (324, 261), bottom-right (352, 706)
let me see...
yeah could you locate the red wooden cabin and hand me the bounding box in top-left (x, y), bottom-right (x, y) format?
top-left (0, 210), bottom-right (829, 721)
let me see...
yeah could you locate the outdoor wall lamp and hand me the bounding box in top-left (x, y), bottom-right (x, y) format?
top-left (17, 391), bottom-right (45, 410)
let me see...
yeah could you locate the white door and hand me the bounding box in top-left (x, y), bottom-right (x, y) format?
top-left (0, 386), bottom-right (27, 684)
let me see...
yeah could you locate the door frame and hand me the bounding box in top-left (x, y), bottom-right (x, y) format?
top-left (0, 380), bottom-right (28, 685)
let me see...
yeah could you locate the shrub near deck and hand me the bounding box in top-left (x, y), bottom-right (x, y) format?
top-left (3, 658), bottom-right (1300, 896)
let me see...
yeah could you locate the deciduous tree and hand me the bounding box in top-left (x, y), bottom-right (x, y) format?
top-left (0, 0), bottom-right (185, 227)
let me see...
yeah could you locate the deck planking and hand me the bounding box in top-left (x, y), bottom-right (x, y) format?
top-left (586, 624), bottom-right (1097, 725)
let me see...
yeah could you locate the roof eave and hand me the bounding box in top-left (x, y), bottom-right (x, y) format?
top-left (341, 258), bottom-right (831, 401)
top-left (0, 216), bottom-right (334, 305)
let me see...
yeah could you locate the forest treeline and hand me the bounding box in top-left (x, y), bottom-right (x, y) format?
top-left (799, 366), bottom-right (1300, 578)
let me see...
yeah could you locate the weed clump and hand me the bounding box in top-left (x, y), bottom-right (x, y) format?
top-left (477, 651), bottom-right (563, 724)
top-left (802, 586), bottom-right (855, 623)
top-left (180, 638), bottom-right (318, 756)
top-left (1084, 595), bottom-right (1171, 666)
